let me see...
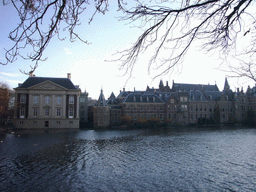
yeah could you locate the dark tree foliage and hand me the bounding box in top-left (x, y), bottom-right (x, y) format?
top-left (1, 0), bottom-right (255, 77)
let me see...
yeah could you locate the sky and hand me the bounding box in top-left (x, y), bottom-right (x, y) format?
top-left (0, 2), bottom-right (255, 99)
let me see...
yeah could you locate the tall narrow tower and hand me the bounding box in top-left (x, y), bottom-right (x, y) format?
top-left (223, 77), bottom-right (230, 91)
top-left (93, 89), bottom-right (110, 128)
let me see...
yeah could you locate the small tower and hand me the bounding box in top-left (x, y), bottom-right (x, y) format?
top-left (223, 77), bottom-right (230, 91)
top-left (159, 80), bottom-right (164, 91)
top-left (93, 89), bottom-right (110, 128)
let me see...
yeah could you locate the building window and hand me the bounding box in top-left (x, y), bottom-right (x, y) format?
top-left (33, 121), bottom-right (37, 125)
top-left (20, 108), bottom-right (25, 118)
top-left (45, 108), bottom-right (50, 116)
top-left (80, 97), bottom-right (85, 103)
top-left (33, 96), bottom-right (39, 104)
top-left (57, 108), bottom-right (61, 117)
top-left (20, 94), bottom-right (26, 103)
top-left (69, 96), bottom-right (74, 104)
top-left (45, 96), bottom-right (50, 104)
top-left (56, 96), bottom-right (62, 105)
top-left (20, 121), bottom-right (24, 125)
top-left (33, 108), bottom-right (38, 116)
top-left (69, 108), bottom-right (74, 118)
top-left (181, 104), bottom-right (187, 111)
top-left (170, 99), bottom-right (174, 103)
top-left (69, 121), bottom-right (73, 124)
top-left (57, 121), bottom-right (61, 125)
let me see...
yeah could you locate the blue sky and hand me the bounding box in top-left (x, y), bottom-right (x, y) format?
top-left (0, 2), bottom-right (254, 99)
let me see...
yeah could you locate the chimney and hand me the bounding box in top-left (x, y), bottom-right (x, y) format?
top-left (67, 73), bottom-right (71, 79)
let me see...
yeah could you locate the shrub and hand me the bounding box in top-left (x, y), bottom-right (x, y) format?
top-left (121, 115), bottom-right (133, 125)
top-left (148, 118), bottom-right (160, 128)
top-left (136, 118), bottom-right (147, 128)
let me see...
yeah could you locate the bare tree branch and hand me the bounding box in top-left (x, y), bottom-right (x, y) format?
top-left (1, 0), bottom-right (109, 74)
top-left (116, 0), bottom-right (255, 79)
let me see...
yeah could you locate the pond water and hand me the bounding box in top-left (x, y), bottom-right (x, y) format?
top-left (1, 127), bottom-right (256, 191)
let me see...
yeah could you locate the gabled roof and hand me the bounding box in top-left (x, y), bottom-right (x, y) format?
top-left (95, 89), bottom-right (108, 106)
top-left (109, 92), bottom-right (116, 99)
top-left (203, 91), bottom-right (223, 101)
top-left (16, 77), bottom-right (78, 90)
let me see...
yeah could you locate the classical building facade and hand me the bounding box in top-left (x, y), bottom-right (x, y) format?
top-left (13, 74), bottom-right (80, 129)
top-left (95, 78), bottom-right (253, 127)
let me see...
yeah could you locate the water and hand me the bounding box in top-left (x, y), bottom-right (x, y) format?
top-left (1, 127), bottom-right (256, 191)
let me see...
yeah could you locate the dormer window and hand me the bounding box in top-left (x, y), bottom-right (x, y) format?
top-left (147, 97), bottom-right (149, 102)
top-left (133, 96), bottom-right (136, 102)
top-left (153, 97), bottom-right (155, 102)
top-left (209, 95), bottom-right (212, 100)
top-left (140, 96), bottom-right (143, 102)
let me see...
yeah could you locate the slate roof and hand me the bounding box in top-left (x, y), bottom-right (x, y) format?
top-left (16, 77), bottom-right (78, 90)
top-left (173, 83), bottom-right (219, 92)
top-left (123, 93), bottom-right (164, 103)
top-left (95, 89), bottom-right (108, 106)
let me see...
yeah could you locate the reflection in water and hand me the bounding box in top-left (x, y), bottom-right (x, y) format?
top-left (1, 128), bottom-right (256, 191)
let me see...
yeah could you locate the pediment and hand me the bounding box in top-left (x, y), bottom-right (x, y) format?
top-left (30, 80), bottom-right (67, 90)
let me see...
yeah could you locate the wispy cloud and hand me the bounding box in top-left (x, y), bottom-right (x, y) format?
top-left (6, 79), bottom-right (22, 84)
top-left (0, 72), bottom-right (20, 77)
top-left (64, 48), bottom-right (73, 55)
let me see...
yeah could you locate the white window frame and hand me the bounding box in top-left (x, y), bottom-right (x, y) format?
top-left (69, 96), bottom-right (74, 104)
top-left (33, 95), bottom-right (39, 104)
top-left (20, 95), bottom-right (26, 103)
top-left (33, 108), bottom-right (38, 116)
top-left (56, 96), bottom-right (62, 105)
top-left (45, 96), bottom-right (50, 104)
top-left (20, 108), bottom-right (25, 118)
top-left (45, 108), bottom-right (50, 116)
top-left (69, 108), bottom-right (74, 118)
top-left (57, 108), bottom-right (61, 117)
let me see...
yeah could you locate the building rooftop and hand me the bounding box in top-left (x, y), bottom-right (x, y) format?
top-left (16, 76), bottom-right (78, 90)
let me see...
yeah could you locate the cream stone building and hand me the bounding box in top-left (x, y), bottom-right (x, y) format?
top-left (13, 74), bottom-right (80, 129)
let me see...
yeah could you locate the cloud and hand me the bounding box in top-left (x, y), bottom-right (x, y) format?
top-left (0, 72), bottom-right (20, 77)
top-left (64, 48), bottom-right (73, 55)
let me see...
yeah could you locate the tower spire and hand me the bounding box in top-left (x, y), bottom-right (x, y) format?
top-left (223, 77), bottom-right (230, 91)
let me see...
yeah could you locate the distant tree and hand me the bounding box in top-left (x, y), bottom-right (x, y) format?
top-left (121, 115), bottom-right (133, 125)
top-left (213, 105), bottom-right (221, 124)
top-left (136, 118), bottom-right (147, 128)
top-left (1, 0), bottom-right (255, 78)
top-left (245, 108), bottom-right (255, 127)
top-left (0, 82), bottom-right (10, 125)
top-left (148, 117), bottom-right (160, 128)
